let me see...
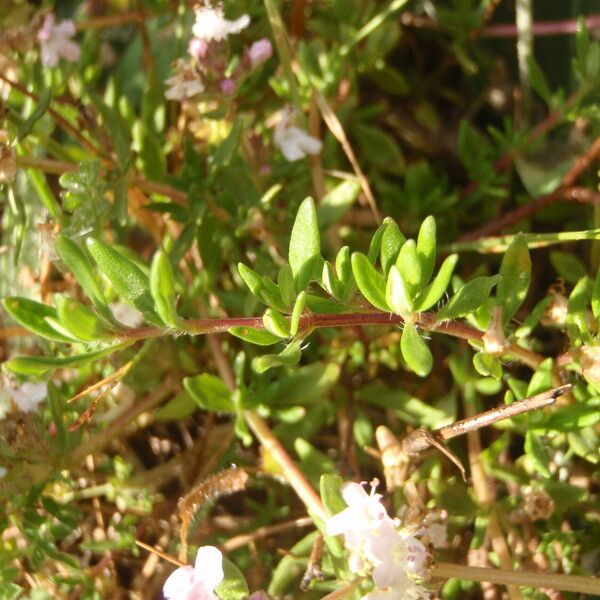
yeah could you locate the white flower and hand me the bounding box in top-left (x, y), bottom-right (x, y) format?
top-left (163, 546), bottom-right (224, 600)
top-left (164, 60), bottom-right (205, 101)
top-left (37, 14), bottom-right (81, 68)
top-left (273, 109), bottom-right (322, 162)
top-left (4, 381), bottom-right (48, 413)
top-left (192, 4), bottom-right (250, 42)
top-left (327, 480), bottom-right (431, 600)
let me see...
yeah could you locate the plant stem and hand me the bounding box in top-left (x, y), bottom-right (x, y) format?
top-left (118, 310), bottom-right (545, 370)
top-left (244, 410), bottom-right (326, 521)
top-left (433, 563), bottom-right (600, 595)
top-left (443, 224), bottom-right (600, 253)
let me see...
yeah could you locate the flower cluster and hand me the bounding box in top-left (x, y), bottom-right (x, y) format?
top-left (326, 481), bottom-right (431, 599)
top-left (164, 3), bottom-right (272, 102)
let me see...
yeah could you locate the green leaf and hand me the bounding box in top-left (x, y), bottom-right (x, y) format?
top-left (289, 197), bottom-right (321, 290)
top-left (413, 254), bottom-right (458, 312)
top-left (534, 399), bottom-right (600, 432)
top-left (322, 261), bottom-right (344, 300)
top-left (473, 352), bottom-right (502, 380)
top-left (16, 89), bottom-right (53, 143)
top-left (436, 275), bottom-right (501, 321)
top-left (380, 218), bottom-right (405, 275)
top-left (367, 222), bottom-right (387, 263)
top-left (416, 216), bottom-right (436, 286)
top-left (154, 391), bottom-right (197, 421)
top-left (4, 344), bottom-right (128, 376)
top-left (525, 430), bottom-right (551, 477)
top-left (550, 250), bottom-right (587, 285)
top-left (497, 233), bottom-right (531, 325)
top-left (253, 340), bottom-right (302, 373)
top-left (2, 297), bottom-right (75, 343)
top-left (255, 363), bottom-right (340, 406)
top-left (213, 116), bottom-right (244, 168)
top-left (400, 321), bottom-right (433, 377)
top-left (86, 238), bottom-right (156, 318)
top-left (396, 239), bottom-right (422, 292)
top-left (150, 250), bottom-right (182, 328)
top-left (386, 265), bottom-right (413, 316)
top-left (290, 291), bottom-right (306, 336)
top-left (317, 180), bottom-right (361, 228)
top-left (320, 474), bottom-right (346, 516)
top-left (263, 308), bottom-right (291, 338)
top-left (56, 296), bottom-right (111, 341)
top-left (228, 326), bottom-right (281, 346)
top-left (295, 438), bottom-right (335, 485)
top-left (215, 555), bottom-right (250, 600)
top-left (183, 374), bottom-right (233, 412)
top-left (351, 252), bottom-right (388, 312)
top-left (238, 263), bottom-right (265, 300)
top-left (592, 266), bottom-right (600, 322)
top-left (277, 264), bottom-right (296, 307)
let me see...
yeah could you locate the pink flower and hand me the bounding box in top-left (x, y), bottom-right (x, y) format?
top-left (189, 38), bottom-right (209, 61)
top-left (163, 546), bottom-right (224, 600)
top-left (37, 14), bottom-right (81, 68)
top-left (192, 4), bottom-right (250, 42)
top-left (247, 38), bottom-right (273, 68)
top-left (219, 78), bottom-right (236, 95)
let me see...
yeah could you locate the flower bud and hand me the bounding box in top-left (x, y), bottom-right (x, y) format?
top-left (247, 38), bottom-right (273, 68)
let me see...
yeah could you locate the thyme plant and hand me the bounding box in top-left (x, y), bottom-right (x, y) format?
top-left (1, 1), bottom-right (600, 598)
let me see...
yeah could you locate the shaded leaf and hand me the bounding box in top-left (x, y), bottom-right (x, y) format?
top-left (184, 374), bottom-right (233, 412)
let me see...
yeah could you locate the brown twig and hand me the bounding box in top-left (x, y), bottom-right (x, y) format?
top-left (459, 135), bottom-right (600, 241)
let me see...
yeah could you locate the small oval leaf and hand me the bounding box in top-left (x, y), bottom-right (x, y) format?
top-left (400, 321), bottom-right (433, 377)
top-left (413, 254), bottom-right (458, 312)
top-left (417, 215), bottom-right (436, 286)
top-left (386, 265), bottom-right (413, 316)
top-left (2, 297), bottom-right (74, 343)
top-left (150, 250), bottom-right (182, 328)
top-left (183, 373), bottom-right (233, 412)
top-left (436, 275), bottom-right (501, 321)
top-left (229, 326), bottom-right (281, 346)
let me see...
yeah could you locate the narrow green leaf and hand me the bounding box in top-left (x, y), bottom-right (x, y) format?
top-left (400, 321), bottom-right (433, 377)
top-left (396, 239), bottom-right (422, 291)
top-left (253, 340), bottom-right (302, 373)
top-left (183, 374), bottom-right (233, 412)
top-left (320, 474), bottom-right (346, 516)
top-left (154, 391), bottom-right (197, 421)
top-left (289, 197), bottom-right (321, 289)
top-left (263, 308), bottom-right (290, 338)
top-left (413, 254), bottom-right (458, 312)
top-left (56, 296), bottom-right (111, 341)
top-left (16, 89), bottom-right (53, 143)
top-left (416, 216), bottom-right (436, 286)
top-left (322, 261), bottom-right (343, 299)
top-left (229, 326), bottom-right (281, 346)
top-left (497, 233), bottom-right (531, 325)
top-left (367, 221), bottom-right (387, 263)
top-left (4, 344), bottom-right (128, 376)
top-left (55, 236), bottom-right (110, 319)
top-left (380, 218), bottom-right (405, 276)
top-left (290, 291), bottom-right (306, 336)
top-left (277, 264), bottom-right (295, 307)
top-left (351, 252), bottom-right (389, 312)
top-left (525, 430), bottom-right (551, 477)
top-left (592, 266), bottom-right (600, 322)
top-left (436, 275), bottom-right (501, 321)
top-left (317, 180), bottom-right (361, 228)
top-left (86, 238), bottom-right (155, 317)
top-left (2, 297), bottom-right (74, 343)
top-left (386, 265), bottom-right (412, 316)
top-left (213, 116), bottom-right (244, 168)
top-left (238, 263), bottom-right (265, 299)
top-left (150, 250), bottom-right (182, 328)
top-left (550, 250), bottom-right (586, 285)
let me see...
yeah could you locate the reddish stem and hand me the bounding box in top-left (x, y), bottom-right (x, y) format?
top-left (481, 14), bottom-right (600, 38)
